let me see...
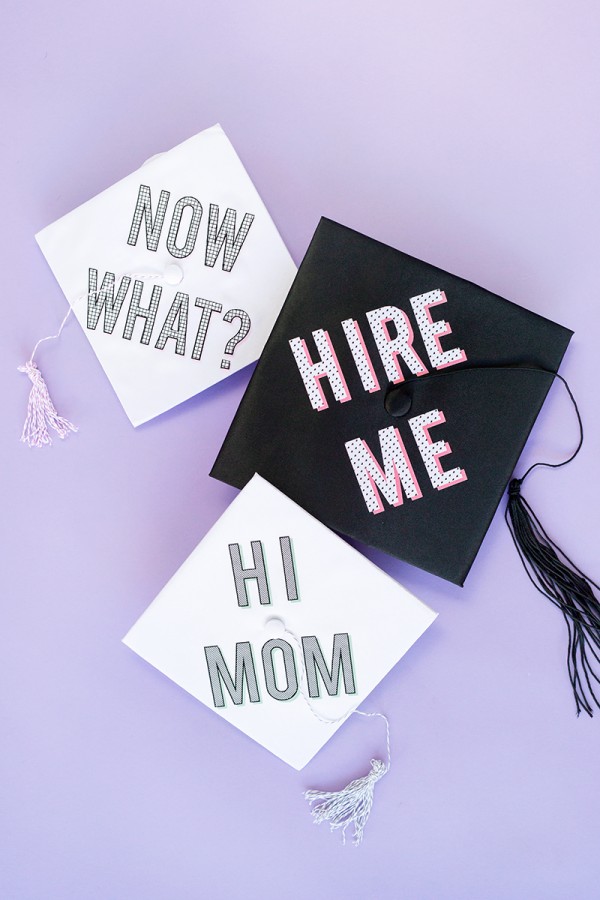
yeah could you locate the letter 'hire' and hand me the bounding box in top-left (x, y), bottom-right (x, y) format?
top-left (122, 475), bottom-right (436, 770)
top-left (211, 218), bottom-right (572, 586)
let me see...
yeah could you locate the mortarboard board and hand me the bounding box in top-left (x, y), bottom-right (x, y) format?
top-left (123, 474), bottom-right (436, 771)
top-left (33, 125), bottom-right (296, 428)
top-left (210, 217), bottom-right (573, 587)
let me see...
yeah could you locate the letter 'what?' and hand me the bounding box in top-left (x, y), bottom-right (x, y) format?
top-left (211, 218), bottom-right (572, 586)
top-left (35, 125), bottom-right (297, 426)
top-left (123, 476), bottom-right (436, 770)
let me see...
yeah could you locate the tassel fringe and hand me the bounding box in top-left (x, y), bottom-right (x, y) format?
top-left (287, 619), bottom-right (392, 848)
top-left (18, 361), bottom-right (77, 448)
top-left (305, 758), bottom-right (388, 845)
top-left (506, 478), bottom-right (600, 716)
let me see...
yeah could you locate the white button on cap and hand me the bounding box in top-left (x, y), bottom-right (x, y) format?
top-left (164, 263), bottom-right (183, 285)
top-left (264, 617), bottom-right (286, 638)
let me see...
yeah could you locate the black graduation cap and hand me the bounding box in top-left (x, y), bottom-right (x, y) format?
top-left (212, 217), bottom-right (573, 588)
top-left (212, 218), bottom-right (600, 718)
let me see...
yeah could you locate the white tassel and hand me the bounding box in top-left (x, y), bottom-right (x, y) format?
top-left (18, 361), bottom-right (77, 447)
top-left (305, 757), bottom-right (388, 845)
top-left (282, 622), bottom-right (392, 848)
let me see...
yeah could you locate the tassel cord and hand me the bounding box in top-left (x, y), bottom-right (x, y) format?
top-left (396, 363), bottom-right (597, 714)
top-left (517, 371), bottom-right (583, 482)
top-left (503, 371), bottom-right (600, 715)
top-left (19, 272), bottom-right (160, 447)
top-left (25, 270), bottom-right (160, 367)
top-left (304, 756), bottom-right (388, 846)
top-left (507, 488), bottom-right (600, 612)
top-left (282, 627), bottom-right (391, 763)
top-left (506, 487), bottom-right (600, 716)
top-left (281, 625), bottom-right (390, 845)
top-left (17, 361), bottom-right (78, 447)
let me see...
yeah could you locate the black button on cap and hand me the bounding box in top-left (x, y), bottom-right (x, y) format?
top-left (385, 383), bottom-right (412, 417)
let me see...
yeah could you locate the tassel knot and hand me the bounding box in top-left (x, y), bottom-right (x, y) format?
top-left (305, 758), bottom-right (388, 845)
top-left (18, 360), bottom-right (77, 448)
top-left (508, 478), bottom-right (522, 497)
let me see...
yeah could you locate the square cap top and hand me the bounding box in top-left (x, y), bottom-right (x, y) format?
top-left (211, 218), bottom-right (572, 585)
top-left (123, 475), bottom-right (436, 769)
top-left (36, 125), bottom-right (296, 425)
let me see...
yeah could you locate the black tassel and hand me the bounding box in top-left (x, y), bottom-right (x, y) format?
top-left (390, 363), bottom-right (598, 715)
top-left (506, 477), bottom-right (600, 716)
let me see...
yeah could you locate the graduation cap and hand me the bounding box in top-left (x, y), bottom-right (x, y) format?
top-left (211, 219), bottom-right (600, 714)
top-left (123, 474), bottom-right (436, 773)
top-left (211, 217), bottom-right (574, 584)
top-left (27, 125), bottom-right (296, 436)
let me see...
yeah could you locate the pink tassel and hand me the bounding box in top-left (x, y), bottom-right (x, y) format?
top-left (17, 273), bottom-right (159, 448)
top-left (18, 360), bottom-right (77, 448)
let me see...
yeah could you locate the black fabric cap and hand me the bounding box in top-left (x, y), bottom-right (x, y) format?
top-left (211, 218), bottom-right (573, 585)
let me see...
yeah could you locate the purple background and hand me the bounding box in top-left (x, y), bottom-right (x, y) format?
top-left (3, 2), bottom-right (600, 897)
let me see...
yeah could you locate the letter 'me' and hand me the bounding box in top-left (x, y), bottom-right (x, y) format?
top-left (408, 409), bottom-right (467, 490)
top-left (345, 426), bottom-right (423, 514)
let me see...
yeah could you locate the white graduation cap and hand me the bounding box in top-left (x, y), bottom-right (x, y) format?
top-left (123, 475), bottom-right (437, 771)
top-left (34, 125), bottom-right (296, 426)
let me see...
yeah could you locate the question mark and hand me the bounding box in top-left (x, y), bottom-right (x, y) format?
top-left (221, 308), bottom-right (251, 369)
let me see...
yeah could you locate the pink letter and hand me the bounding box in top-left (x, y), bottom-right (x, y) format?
top-left (409, 290), bottom-right (467, 370)
top-left (408, 408), bottom-right (467, 490)
top-left (345, 426), bottom-right (423, 514)
top-left (341, 318), bottom-right (380, 393)
top-left (289, 331), bottom-right (351, 411)
top-left (366, 305), bottom-right (428, 383)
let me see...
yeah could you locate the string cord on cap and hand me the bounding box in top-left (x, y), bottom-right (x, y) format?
top-left (283, 626), bottom-right (391, 846)
top-left (502, 373), bottom-right (600, 716)
top-left (387, 364), bottom-right (600, 716)
top-left (19, 273), bottom-right (160, 447)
